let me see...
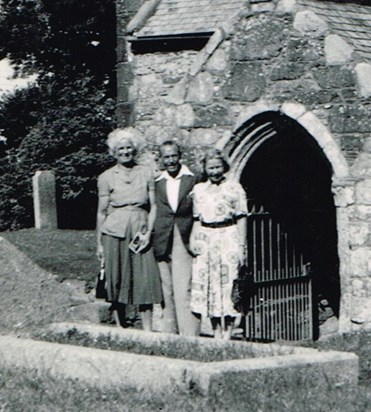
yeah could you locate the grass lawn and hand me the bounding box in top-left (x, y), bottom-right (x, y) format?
top-left (2, 228), bottom-right (97, 286)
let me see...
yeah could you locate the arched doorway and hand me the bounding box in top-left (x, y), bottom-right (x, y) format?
top-left (228, 111), bottom-right (340, 341)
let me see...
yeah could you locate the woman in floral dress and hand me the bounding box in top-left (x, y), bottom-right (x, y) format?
top-left (190, 149), bottom-right (247, 340)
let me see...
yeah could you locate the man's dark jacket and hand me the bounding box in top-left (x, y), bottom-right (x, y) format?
top-left (153, 174), bottom-right (196, 260)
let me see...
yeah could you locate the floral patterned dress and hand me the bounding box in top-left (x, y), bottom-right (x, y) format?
top-left (190, 179), bottom-right (247, 318)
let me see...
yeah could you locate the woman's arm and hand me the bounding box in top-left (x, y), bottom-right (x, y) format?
top-left (189, 220), bottom-right (201, 256)
top-left (140, 185), bottom-right (157, 249)
top-left (96, 196), bottom-right (109, 260)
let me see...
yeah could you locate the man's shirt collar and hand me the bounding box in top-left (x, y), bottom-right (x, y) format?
top-left (157, 164), bottom-right (194, 181)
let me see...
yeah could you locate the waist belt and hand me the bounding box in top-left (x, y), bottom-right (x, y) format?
top-left (201, 219), bottom-right (235, 228)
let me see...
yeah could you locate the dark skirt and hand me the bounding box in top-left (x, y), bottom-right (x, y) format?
top-left (102, 233), bottom-right (163, 305)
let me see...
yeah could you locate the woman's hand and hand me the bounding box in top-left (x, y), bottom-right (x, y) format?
top-left (238, 244), bottom-right (247, 266)
top-left (139, 231), bottom-right (151, 252)
top-left (189, 221), bottom-right (201, 256)
top-left (189, 232), bottom-right (202, 257)
top-left (96, 243), bottom-right (104, 261)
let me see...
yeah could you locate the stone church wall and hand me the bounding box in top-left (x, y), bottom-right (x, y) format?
top-left (117, 1), bottom-right (371, 331)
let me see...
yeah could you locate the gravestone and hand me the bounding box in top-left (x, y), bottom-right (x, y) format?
top-left (33, 170), bottom-right (58, 229)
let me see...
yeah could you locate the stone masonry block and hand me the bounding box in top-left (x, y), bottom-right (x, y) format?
top-left (293, 10), bottom-right (328, 37)
top-left (355, 180), bottom-right (371, 205)
top-left (194, 104), bottom-right (233, 128)
top-left (329, 105), bottom-right (371, 134)
top-left (224, 63), bottom-right (265, 102)
top-left (325, 34), bottom-right (354, 65)
top-left (154, 106), bottom-right (177, 127)
top-left (206, 48), bottom-right (228, 74)
top-left (281, 102), bottom-right (307, 120)
top-left (276, 0), bottom-right (298, 14)
top-left (285, 38), bottom-right (324, 62)
top-left (270, 62), bottom-right (305, 81)
top-left (186, 72), bottom-right (214, 105)
top-left (175, 104), bottom-right (195, 128)
top-left (231, 17), bottom-right (285, 61)
top-left (354, 206), bottom-right (371, 221)
top-left (190, 128), bottom-right (219, 146)
top-left (165, 78), bottom-right (188, 105)
top-left (349, 222), bottom-right (370, 247)
top-left (350, 153), bottom-right (371, 178)
top-left (313, 66), bottom-right (355, 89)
top-left (332, 185), bottom-right (354, 208)
top-left (355, 63), bottom-right (371, 98)
top-left (349, 248), bottom-right (369, 277)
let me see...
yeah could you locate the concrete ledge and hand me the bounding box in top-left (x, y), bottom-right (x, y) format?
top-left (38, 322), bottom-right (315, 362)
top-left (0, 332), bottom-right (358, 409)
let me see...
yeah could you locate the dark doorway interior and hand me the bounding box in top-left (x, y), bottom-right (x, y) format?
top-left (239, 113), bottom-right (340, 339)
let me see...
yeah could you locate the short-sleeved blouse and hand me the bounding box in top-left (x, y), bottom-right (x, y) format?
top-left (192, 179), bottom-right (247, 223)
top-left (98, 164), bottom-right (154, 238)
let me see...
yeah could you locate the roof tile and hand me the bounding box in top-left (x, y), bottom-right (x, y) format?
top-left (298, 0), bottom-right (371, 61)
top-left (136, 0), bottom-right (249, 37)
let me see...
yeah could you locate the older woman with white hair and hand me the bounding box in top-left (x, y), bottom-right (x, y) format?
top-left (96, 127), bottom-right (162, 331)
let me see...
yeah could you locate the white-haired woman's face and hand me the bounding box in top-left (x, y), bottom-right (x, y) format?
top-left (114, 138), bottom-right (136, 165)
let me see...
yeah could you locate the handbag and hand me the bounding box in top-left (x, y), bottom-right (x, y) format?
top-left (231, 264), bottom-right (254, 314)
top-left (95, 261), bottom-right (107, 300)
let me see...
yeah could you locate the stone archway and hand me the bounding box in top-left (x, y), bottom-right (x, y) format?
top-left (223, 104), bottom-right (351, 336)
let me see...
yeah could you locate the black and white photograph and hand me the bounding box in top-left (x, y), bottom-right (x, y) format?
top-left (0, 0), bottom-right (370, 410)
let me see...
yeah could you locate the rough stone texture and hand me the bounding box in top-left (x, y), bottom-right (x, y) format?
top-left (285, 37), bottom-right (324, 63)
top-left (270, 62), bottom-right (305, 81)
top-left (355, 63), bottom-right (371, 98)
top-left (32, 171), bottom-right (58, 230)
top-left (349, 248), bottom-right (369, 277)
top-left (349, 222), bottom-right (370, 247)
top-left (276, 0), bottom-right (298, 14)
top-left (293, 10), bottom-right (328, 37)
top-left (313, 66), bottom-right (355, 89)
top-left (224, 63), bottom-right (265, 102)
top-left (186, 72), bottom-right (215, 105)
top-left (206, 47), bottom-right (229, 74)
top-left (231, 16), bottom-right (286, 61)
top-left (190, 128), bottom-right (219, 146)
top-left (193, 104), bottom-right (233, 128)
top-left (325, 34), bottom-right (354, 65)
top-left (355, 180), bottom-right (371, 205)
top-left (329, 105), bottom-right (371, 134)
top-left (175, 104), bottom-right (195, 128)
top-left (190, 29), bottom-right (225, 76)
top-left (350, 153), bottom-right (371, 178)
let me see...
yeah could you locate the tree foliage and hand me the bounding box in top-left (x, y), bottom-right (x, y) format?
top-left (0, 0), bottom-right (117, 230)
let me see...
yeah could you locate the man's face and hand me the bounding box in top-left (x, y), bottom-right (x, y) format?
top-left (160, 145), bottom-right (181, 177)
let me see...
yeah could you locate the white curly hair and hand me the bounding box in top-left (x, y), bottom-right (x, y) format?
top-left (107, 127), bottom-right (146, 157)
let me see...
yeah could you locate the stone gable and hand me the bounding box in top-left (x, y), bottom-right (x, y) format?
top-left (117, 0), bottom-right (371, 336)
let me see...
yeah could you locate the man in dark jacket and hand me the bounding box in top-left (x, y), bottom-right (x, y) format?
top-left (153, 141), bottom-right (199, 336)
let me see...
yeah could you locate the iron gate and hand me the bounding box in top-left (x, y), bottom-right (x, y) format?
top-left (244, 200), bottom-right (313, 341)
